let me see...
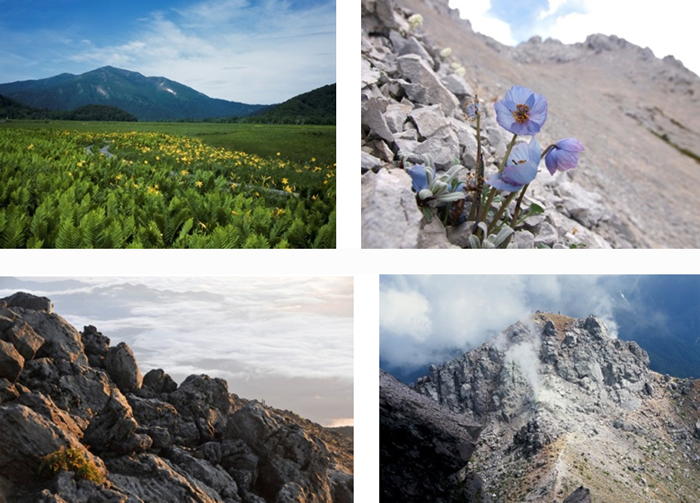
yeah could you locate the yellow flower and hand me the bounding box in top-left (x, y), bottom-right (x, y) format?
top-left (144, 160), bottom-right (148, 165)
top-left (156, 155), bottom-right (160, 161)
top-left (115, 174), bottom-right (122, 181)
top-left (311, 157), bottom-right (316, 162)
top-left (28, 144), bottom-right (34, 150)
top-left (276, 152), bottom-right (280, 156)
top-left (181, 170), bottom-right (189, 176)
top-left (284, 186), bottom-right (292, 193)
top-left (196, 180), bottom-right (203, 187)
top-left (230, 183), bottom-right (237, 189)
top-left (281, 178), bottom-right (288, 184)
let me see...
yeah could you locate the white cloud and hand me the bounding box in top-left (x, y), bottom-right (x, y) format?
top-left (380, 275), bottom-right (624, 370)
top-left (448, 0), bottom-right (516, 45)
top-left (449, 0), bottom-right (700, 77)
top-left (0, 276), bottom-right (352, 426)
top-left (66, 0), bottom-right (335, 103)
top-left (379, 287), bottom-right (432, 342)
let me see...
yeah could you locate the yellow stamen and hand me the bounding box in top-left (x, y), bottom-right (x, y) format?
top-left (513, 104), bottom-right (530, 124)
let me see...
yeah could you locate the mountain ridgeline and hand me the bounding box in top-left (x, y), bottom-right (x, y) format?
top-left (381, 312), bottom-right (700, 502)
top-left (0, 66), bottom-right (335, 124)
top-left (0, 292), bottom-right (353, 503)
top-left (0, 66), bottom-right (267, 122)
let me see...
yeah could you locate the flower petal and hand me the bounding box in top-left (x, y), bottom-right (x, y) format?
top-left (405, 164), bottom-right (429, 192)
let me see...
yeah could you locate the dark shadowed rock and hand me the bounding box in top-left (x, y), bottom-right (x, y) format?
top-left (563, 486), bottom-right (592, 503)
top-left (0, 377), bottom-right (19, 403)
top-left (83, 389), bottom-right (150, 455)
top-left (170, 375), bottom-right (233, 443)
top-left (2, 292), bottom-right (53, 313)
top-left (142, 368), bottom-right (178, 395)
top-left (105, 343), bottom-right (143, 394)
top-left (81, 325), bottom-right (110, 368)
top-left (380, 370), bottom-right (481, 502)
top-left (0, 339), bottom-right (24, 382)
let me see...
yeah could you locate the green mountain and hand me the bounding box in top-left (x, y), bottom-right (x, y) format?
top-left (250, 84), bottom-right (336, 125)
top-left (0, 95), bottom-right (137, 122)
top-left (0, 66), bottom-right (268, 122)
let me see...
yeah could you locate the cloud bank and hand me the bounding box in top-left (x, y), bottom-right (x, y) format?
top-left (380, 275), bottom-right (623, 372)
top-left (0, 276), bottom-right (353, 426)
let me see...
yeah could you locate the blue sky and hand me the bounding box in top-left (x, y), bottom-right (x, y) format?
top-left (380, 275), bottom-right (700, 383)
top-left (449, 0), bottom-right (700, 77)
top-left (0, 276), bottom-right (353, 427)
top-left (0, 0), bottom-right (336, 104)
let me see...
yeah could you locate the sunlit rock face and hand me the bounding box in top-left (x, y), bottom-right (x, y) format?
top-left (0, 292), bottom-right (353, 503)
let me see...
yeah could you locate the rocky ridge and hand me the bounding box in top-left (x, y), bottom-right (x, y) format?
top-left (362, 0), bottom-right (700, 248)
top-left (379, 370), bottom-right (484, 502)
top-left (411, 312), bottom-right (700, 502)
top-left (0, 292), bottom-right (353, 503)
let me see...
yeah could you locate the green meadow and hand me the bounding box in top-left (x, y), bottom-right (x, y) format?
top-left (0, 121), bottom-right (336, 248)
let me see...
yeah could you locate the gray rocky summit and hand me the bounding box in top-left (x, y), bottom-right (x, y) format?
top-left (362, 0), bottom-right (700, 248)
top-left (406, 312), bottom-right (700, 501)
top-left (0, 292), bottom-right (353, 503)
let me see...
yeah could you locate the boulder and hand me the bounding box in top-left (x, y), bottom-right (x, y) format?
top-left (142, 368), bottom-right (178, 395)
top-left (563, 486), bottom-right (592, 503)
top-left (106, 453), bottom-right (225, 503)
top-left (169, 375), bottom-right (233, 443)
top-left (380, 370), bottom-right (481, 502)
top-left (0, 339), bottom-right (24, 382)
top-left (17, 391), bottom-right (84, 440)
top-left (3, 320), bottom-right (45, 360)
top-left (21, 310), bottom-right (87, 364)
top-left (1, 292), bottom-right (53, 313)
top-left (81, 325), bottom-right (110, 368)
top-left (162, 446), bottom-right (240, 501)
top-left (0, 377), bottom-right (19, 403)
top-left (396, 54), bottom-right (459, 115)
top-left (361, 168), bottom-right (422, 248)
top-left (83, 389), bottom-right (148, 455)
top-left (0, 404), bottom-right (103, 484)
top-left (105, 343), bottom-right (143, 394)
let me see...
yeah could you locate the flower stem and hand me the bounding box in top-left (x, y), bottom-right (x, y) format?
top-left (467, 111), bottom-right (484, 223)
top-left (487, 190), bottom-right (519, 234)
top-left (498, 134), bottom-right (518, 173)
top-left (510, 183), bottom-right (530, 229)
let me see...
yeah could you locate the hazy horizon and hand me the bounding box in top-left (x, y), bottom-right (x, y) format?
top-left (0, 276), bottom-right (354, 427)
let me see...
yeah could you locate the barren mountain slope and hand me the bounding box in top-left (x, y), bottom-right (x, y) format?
top-left (397, 0), bottom-right (700, 247)
top-left (414, 313), bottom-right (700, 502)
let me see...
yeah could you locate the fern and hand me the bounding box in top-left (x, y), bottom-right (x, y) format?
top-left (209, 225), bottom-right (240, 249)
top-left (285, 218), bottom-right (309, 248)
top-left (100, 221), bottom-right (125, 249)
top-left (312, 210), bottom-right (336, 248)
top-left (29, 201), bottom-right (52, 245)
top-left (79, 209), bottom-right (105, 248)
top-left (243, 233), bottom-right (270, 249)
top-left (55, 219), bottom-right (81, 249)
top-left (0, 207), bottom-right (28, 248)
